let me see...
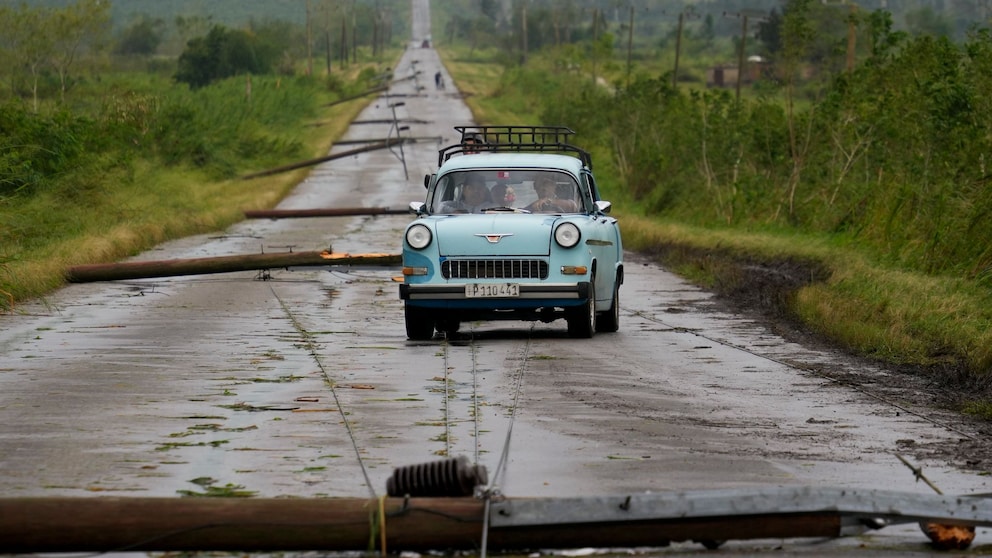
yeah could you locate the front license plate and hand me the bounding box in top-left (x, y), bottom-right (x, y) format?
top-left (465, 283), bottom-right (519, 298)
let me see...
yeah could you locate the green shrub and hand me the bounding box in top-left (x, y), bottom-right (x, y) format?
top-left (0, 104), bottom-right (92, 197)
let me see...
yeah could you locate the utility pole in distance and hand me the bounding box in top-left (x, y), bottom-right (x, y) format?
top-left (821, 0), bottom-right (859, 72)
top-left (306, 0), bottom-right (313, 76)
top-left (626, 4), bottom-right (633, 88)
top-left (723, 9), bottom-right (768, 103)
top-left (671, 6), bottom-right (700, 89)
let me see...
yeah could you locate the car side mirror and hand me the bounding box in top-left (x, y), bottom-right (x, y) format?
top-left (594, 200), bottom-right (612, 214)
top-left (409, 201), bottom-right (426, 215)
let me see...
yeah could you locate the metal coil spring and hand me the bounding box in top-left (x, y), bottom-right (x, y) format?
top-left (386, 455), bottom-right (488, 497)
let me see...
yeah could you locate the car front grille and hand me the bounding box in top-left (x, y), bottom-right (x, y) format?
top-left (442, 259), bottom-right (549, 280)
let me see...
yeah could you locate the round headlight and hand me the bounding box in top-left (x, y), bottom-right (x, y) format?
top-left (554, 222), bottom-right (581, 248)
top-left (405, 224), bottom-right (432, 249)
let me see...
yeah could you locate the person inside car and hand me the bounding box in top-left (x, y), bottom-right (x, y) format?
top-left (440, 176), bottom-right (492, 213)
top-left (526, 176), bottom-right (578, 213)
top-left (490, 183), bottom-right (516, 207)
top-left (462, 133), bottom-right (485, 154)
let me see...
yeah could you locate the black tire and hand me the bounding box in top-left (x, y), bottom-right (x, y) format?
top-left (566, 281), bottom-right (596, 338)
top-left (697, 540), bottom-right (725, 550)
top-left (405, 305), bottom-right (436, 340)
top-left (596, 280), bottom-right (620, 333)
top-left (437, 319), bottom-right (461, 335)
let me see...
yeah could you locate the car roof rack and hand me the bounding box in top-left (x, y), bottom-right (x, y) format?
top-left (439, 125), bottom-right (593, 169)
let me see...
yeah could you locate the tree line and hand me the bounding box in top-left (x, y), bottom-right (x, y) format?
top-left (0, 0), bottom-right (109, 111)
top-left (0, 0), bottom-right (399, 200)
top-left (529, 5), bottom-right (991, 281)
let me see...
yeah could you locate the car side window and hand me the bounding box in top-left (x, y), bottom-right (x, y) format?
top-left (429, 175), bottom-right (457, 213)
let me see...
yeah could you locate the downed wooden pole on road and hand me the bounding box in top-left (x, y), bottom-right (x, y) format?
top-left (65, 251), bottom-right (401, 283)
top-left (321, 85), bottom-right (389, 107)
top-left (241, 138), bottom-right (409, 180)
top-left (244, 206), bottom-right (409, 219)
top-left (3, 487), bottom-right (992, 552)
top-left (333, 136), bottom-right (441, 145)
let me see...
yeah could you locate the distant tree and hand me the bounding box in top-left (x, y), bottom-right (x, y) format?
top-left (865, 10), bottom-right (906, 61)
top-left (756, 7), bottom-right (784, 56)
top-left (175, 25), bottom-right (277, 89)
top-left (446, 13), bottom-right (497, 54)
top-left (115, 17), bottom-right (165, 56)
top-left (778, 0), bottom-right (816, 219)
top-left (249, 18), bottom-right (304, 64)
top-left (0, 0), bottom-right (107, 108)
top-left (904, 7), bottom-right (954, 38)
top-left (480, 0), bottom-right (502, 24)
top-left (550, 0), bottom-right (580, 45)
top-left (700, 13), bottom-right (716, 46)
top-left (168, 15), bottom-right (215, 56)
top-left (49, 0), bottom-right (111, 100)
top-left (0, 4), bottom-right (51, 110)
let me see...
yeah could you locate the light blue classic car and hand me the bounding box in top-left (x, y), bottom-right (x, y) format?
top-left (399, 126), bottom-right (623, 339)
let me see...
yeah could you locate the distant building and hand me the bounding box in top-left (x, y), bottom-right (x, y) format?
top-left (707, 56), bottom-right (767, 88)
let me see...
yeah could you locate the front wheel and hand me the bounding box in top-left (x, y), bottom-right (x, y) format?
top-left (596, 280), bottom-right (620, 333)
top-left (566, 282), bottom-right (596, 338)
top-left (405, 305), bottom-right (436, 340)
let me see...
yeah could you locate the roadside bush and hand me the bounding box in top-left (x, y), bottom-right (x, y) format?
top-left (175, 25), bottom-right (280, 89)
top-left (527, 29), bottom-right (992, 280)
top-left (0, 104), bottom-right (91, 197)
top-left (145, 75), bottom-right (316, 176)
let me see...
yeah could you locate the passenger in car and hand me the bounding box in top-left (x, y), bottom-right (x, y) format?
top-left (490, 183), bottom-right (516, 207)
top-left (526, 176), bottom-right (579, 213)
top-left (462, 134), bottom-right (485, 154)
top-left (440, 176), bottom-right (492, 213)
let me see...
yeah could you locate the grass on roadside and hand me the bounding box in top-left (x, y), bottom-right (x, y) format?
top-left (439, 49), bottom-right (539, 125)
top-left (0, 65), bottom-right (388, 310)
top-left (621, 214), bottom-right (992, 388)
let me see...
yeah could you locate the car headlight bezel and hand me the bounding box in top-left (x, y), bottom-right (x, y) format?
top-left (406, 224), bottom-right (433, 250)
top-left (554, 222), bottom-right (581, 248)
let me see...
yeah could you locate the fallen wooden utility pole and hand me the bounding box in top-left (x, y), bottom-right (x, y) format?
top-left (322, 85), bottom-right (389, 107)
top-left (319, 74), bottom-right (419, 108)
top-left (66, 252), bottom-right (400, 283)
top-left (333, 136), bottom-right (440, 145)
top-left (241, 139), bottom-right (408, 180)
top-left (3, 487), bottom-right (992, 552)
top-left (244, 207), bottom-right (409, 219)
top-left (353, 118), bottom-right (431, 125)
top-left (1, 497), bottom-right (474, 552)
top-left (0, 496), bottom-right (836, 553)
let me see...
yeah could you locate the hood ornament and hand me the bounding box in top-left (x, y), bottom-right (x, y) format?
top-left (475, 233), bottom-right (514, 244)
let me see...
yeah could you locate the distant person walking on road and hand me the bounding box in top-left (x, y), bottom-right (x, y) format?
top-left (434, 71), bottom-right (445, 90)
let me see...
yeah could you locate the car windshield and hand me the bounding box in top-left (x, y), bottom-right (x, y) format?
top-left (430, 170), bottom-right (582, 214)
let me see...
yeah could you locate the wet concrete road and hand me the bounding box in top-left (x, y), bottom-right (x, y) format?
top-left (2, 1), bottom-right (991, 553)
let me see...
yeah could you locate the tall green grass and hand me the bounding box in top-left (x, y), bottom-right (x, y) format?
top-left (0, 64), bottom-right (391, 309)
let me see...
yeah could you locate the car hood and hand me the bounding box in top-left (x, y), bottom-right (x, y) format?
top-left (434, 214), bottom-right (556, 257)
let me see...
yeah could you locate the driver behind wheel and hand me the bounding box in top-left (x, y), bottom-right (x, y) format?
top-left (526, 176), bottom-right (578, 213)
